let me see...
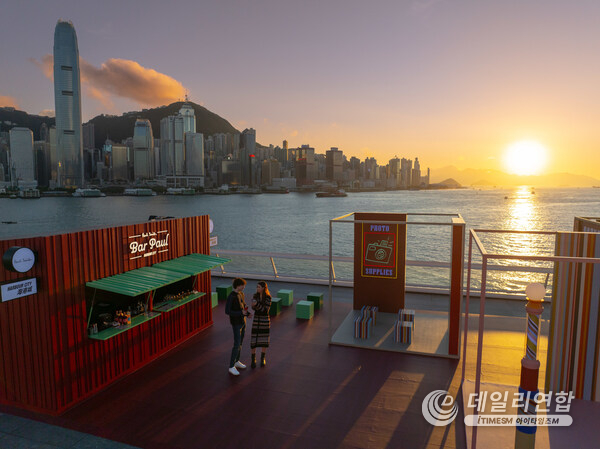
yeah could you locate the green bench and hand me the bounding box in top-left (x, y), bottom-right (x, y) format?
top-left (296, 300), bottom-right (314, 320)
top-left (306, 292), bottom-right (323, 310)
top-left (216, 284), bottom-right (232, 301)
top-left (269, 297), bottom-right (282, 316)
top-left (277, 289), bottom-right (294, 306)
top-left (211, 292), bottom-right (218, 308)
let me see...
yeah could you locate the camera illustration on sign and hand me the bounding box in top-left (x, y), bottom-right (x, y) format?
top-left (365, 239), bottom-right (394, 264)
top-left (362, 224), bottom-right (397, 279)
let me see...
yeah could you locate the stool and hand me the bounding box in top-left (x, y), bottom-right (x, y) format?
top-left (211, 292), bottom-right (218, 308)
top-left (354, 315), bottom-right (373, 339)
top-left (277, 289), bottom-right (294, 306)
top-left (216, 284), bottom-right (232, 301)
top-left (307, 292), bottom-right (323, 310)
top-left (269, 297), bottom-right (282, 316)
top-left (394, 320), bottom-right (413, 344)
top-left (398, 309), bottom-right (415, 330)
top-left (296, 300), bottom-right (314, 319)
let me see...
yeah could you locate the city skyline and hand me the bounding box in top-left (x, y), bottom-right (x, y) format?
top-left (1, 1), bottom-right (600, 178)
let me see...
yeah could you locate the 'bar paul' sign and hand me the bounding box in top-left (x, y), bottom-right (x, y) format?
top-left (127, 230), bottom-right (170, 260)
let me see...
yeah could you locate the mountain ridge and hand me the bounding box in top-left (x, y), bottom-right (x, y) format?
top-left (1, 102), bottom-right (240, 149)
top-left (431, 165), bottom-right (600, 187)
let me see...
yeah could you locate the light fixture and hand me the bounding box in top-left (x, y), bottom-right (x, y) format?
top-left (525, 282), bottom-right (545, 302)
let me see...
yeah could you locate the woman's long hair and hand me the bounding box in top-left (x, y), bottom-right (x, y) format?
top-left (257, 281), bottom-right (270, 299)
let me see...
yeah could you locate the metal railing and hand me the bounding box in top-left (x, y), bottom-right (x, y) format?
top-left (210, 248), bottom-right (553, 298)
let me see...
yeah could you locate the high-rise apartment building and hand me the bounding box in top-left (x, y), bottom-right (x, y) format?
top-left (296, 144), bottom-right (316, 186)
top-left (34, 141), bottom-right (51, 187)
top-left (133, 119), bottom-right (154, 180)
top-left (364, 157), bottom-right (377, 180)
top-left (326, 147), bottom-right (344, 183)
top-left (53, 20), bottom-right (83, 187)
top-left (240, 128), bottom-right (256, 186)
top-left (160, 104), bottom-right (196, 177)
top-left (411, 157), bottom-right (421, 188)
top-left (179, 103), bottom-right (196, 134)
top-left (9, 127), bottom-right (35, 185)
top-left (185, 132), bottom-right (204, 176)
top-left (82, 122), bottom-right (95, 150)
top-left (261, 159), bottom-right (281, 185)
top-left (111, 144), bottom-right (128, 181)
top-left (389, 157), bottom-right (401, 188)
top-left (40, 123), bottom-right (49, 143)
top-left (401, 158), bottom-right (412, 188)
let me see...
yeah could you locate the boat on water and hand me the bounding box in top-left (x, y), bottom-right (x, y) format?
top-left (18, 189), bottom-right (41, 199)
top-left (72, 188), bottom-right (106, 197)
top-left (166, 188), bottom-right (195, 195)
top-left (124, 188), bottom-right (156, 196)
top-left (315, 189), bottom-right (347, 198)
top-left (263, 186), bottom-right (289, 194)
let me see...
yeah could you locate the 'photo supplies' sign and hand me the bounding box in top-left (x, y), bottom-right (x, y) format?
top-left (127, 230), bottom-right (170, 260)
top-left (353, 213), bottom-right (407, 313)
top-left (1, 278), bottom-right (38, 302)
top-left (362, 224), bottom-right (397, 279)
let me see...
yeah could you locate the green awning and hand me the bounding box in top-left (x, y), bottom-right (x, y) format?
top-left (152, 253), bottom-right (231, 276)
top-left (86, 266), bottom-right (190, 296)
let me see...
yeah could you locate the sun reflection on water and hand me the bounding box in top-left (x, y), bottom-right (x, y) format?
top-left (504, 186), bottom-right (539, 251)
top-left (490, 186), bottom-right (553, 290)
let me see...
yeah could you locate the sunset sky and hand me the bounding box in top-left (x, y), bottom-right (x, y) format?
top-left (1, 0), bottom-right (599, 178)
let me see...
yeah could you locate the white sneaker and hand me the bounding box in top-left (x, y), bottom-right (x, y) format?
top-left (228, 367), bottom-right (240, 376)
top-left (235, 361), bottom-right (247, 369)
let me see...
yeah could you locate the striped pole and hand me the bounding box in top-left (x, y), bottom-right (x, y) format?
top-left (515, 283), bottom-right (545, 449)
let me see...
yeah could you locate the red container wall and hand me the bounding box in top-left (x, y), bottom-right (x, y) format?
top-left (0, 216), bottom-right (212, 414)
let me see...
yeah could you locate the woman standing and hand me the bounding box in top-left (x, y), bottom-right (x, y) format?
top-left (250, 281), bottom-right (272, 368)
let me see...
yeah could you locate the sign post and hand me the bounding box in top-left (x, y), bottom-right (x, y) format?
top-left (354, 213), bottom-right (407, 313)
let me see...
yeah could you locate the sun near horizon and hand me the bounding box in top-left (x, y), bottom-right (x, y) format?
top-left (502, 140), bottom-right (549, 176)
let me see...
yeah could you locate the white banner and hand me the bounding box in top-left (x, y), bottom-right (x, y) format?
top-left (1, 278), bottom-right (38, 302)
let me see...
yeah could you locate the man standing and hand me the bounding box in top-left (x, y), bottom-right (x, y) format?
top-left (225, 278), bottom-right (250, 375)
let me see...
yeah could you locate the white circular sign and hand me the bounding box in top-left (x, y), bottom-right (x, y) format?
top-left (4, 247), bottom-right (36, 273)
top-left (209, 219), bottom-right (214, 233)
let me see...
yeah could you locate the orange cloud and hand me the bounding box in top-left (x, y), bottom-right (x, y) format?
top-left (30, 54), bottom-right (54, 79)
top-left (31, 54), bottom-right (187, 107)
top-left (0, 95), bottom-right (19, 108)
top-left (80, 58), bottom-right (186, 106)
top-left (38, 109), bottom-right (55, 117)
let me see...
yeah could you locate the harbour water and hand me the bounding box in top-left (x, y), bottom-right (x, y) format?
top-left (1, 186), bottom-right (598, 293)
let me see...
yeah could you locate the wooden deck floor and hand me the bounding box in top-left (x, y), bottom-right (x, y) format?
top-left (1, 292), bottom-right (466, 449)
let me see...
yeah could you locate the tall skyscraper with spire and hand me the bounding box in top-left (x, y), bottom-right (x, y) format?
top-left (53, 20), bottom-right (83, 187)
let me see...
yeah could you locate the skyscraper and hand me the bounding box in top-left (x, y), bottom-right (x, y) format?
top-left (240, 128), bottom-right (256, 186)
top-left (160, 103), bottom-right (196, 178)
top-left (9, 127), bottom-right (35, 185)
top-left (133, 119), bottom-right (154, 180)
top-left (326, 147), bottom-right (343, 183)
top-left (53, 20), bottom-right (83, 187)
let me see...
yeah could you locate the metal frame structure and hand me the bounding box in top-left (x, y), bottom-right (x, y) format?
top-left (327, 212), bottom-right (465, 357)
top-left (461, 228), bottom-right (600, 449)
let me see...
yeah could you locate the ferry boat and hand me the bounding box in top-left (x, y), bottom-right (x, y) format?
top-left (72, 188), bottom-right (106, 197)
top-left (166, 187), bottom-right (195, 195)
top-left (18, 189), bottom-right (41, 199)
top-left (263, 186), bottom-right (289, 194)
top-left (315, 189), bottom-right (347, 198)
top-left (124, 188), bottom-right (156, 196)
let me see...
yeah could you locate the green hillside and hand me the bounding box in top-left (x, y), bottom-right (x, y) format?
top-left (89, 102), bottom-right (239, 149)
top-left (0, 102), bottom-right (240, 148)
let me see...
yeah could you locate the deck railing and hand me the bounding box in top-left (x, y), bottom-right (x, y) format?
top-left (210, 249), bottom-right (552, 299)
